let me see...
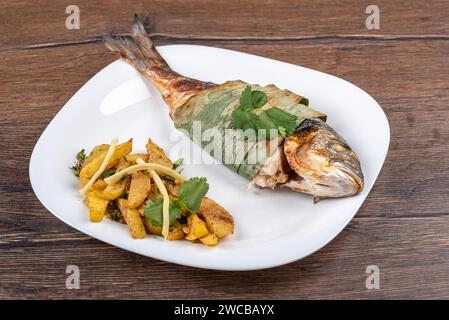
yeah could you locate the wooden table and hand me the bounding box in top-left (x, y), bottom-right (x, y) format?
top-left (1, 0), bottom-right (448, 299)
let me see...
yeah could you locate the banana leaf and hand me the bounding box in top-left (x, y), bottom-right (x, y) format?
top-left (174, 80), bottom-right (326, 180)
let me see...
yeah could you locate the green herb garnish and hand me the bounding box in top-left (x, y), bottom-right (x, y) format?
top-left (239, 86), bottom-right (268, 110)
top-left (177, 177), bottom-right (209, 213)
top-left (231, 86), bottom-right (298, 139)
top-left (143, 177), bottom-right (209, 227)
top-left (106, 202), bottom-right (122, 222)
top-left (120, 173), bottom-right (129, 181)
top-left (173, 158), bottom-right (184, 170)
top-left (231, 86), bottom-right (297, 138)
top-left (101, 168), bottom-right (116, 179)
top-left (70, 149), bottom-right (86, 176)
top-left (144, 198), bottom-right (182, 227)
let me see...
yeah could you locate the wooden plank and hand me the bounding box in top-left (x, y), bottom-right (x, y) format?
top-left (1, 0), bottom-right (449, 49)
top-left (1, 40), bottom-right (448, 217)
top-left (0, 216), bottom-right (448, 299)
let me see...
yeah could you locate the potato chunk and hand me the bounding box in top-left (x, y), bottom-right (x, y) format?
top-left (146, 138), bottom-right (173, 168)
top-left (200, 233), bottom-right (219, 246)
top-left (80, 139), bottom-right (132, 179)
top-left (185, 214), bottom-right (209, 241)
top-left (127, 172), bottom-right (151, 208)
top-left (85, 192), bottom-right (109, 222)
top-left (117, 199), bottom-right (147, 239)
top-left (197, 197), bottom-right (234, 239)
top-left (100, 179), bottom-right (127, 200)
top-left (166, 221), bottom-right (185, 241)
top-left (125, 153), bottom-right (148, 164)
top-left (143, 219), bottom-right (162, 235)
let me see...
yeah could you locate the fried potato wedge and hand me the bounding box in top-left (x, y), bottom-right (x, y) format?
top-left (197, 197), bottom-right (234, 239)
top-left (185, 214), bottom-right (209, 241)
top-left (199, 233), bottom-right (219, 246)
top-left (128, 172), bottom-right (152, 208)
top-left (146, 138), bottom-right (173, 168)
top-left (92, 179), bottom-right (108, 190)
top-left (143, 219), bottom-right (162, 235)
top-left (80, 139), bottom-right (132, 179)
top-left (83, 144), bottom-right (110, 167)
top-left (115, 158), bottom-right (130, 172)
top-left (85, 192), bottom-right (109, 222)
top-left (100, 179), bottom-right (127, 200)
top-left (166, 221), bottom-right (185, 241)
top-left (118, 199), bottom-right (146, 239)
top-left (125, 153), bottom-right (148, 164)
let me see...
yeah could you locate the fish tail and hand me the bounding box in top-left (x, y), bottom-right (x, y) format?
top-left (103, 14), bottom-right (214, 116)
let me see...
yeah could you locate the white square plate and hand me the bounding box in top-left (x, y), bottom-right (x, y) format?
top-left (29, 45), bottom-right (389, 270)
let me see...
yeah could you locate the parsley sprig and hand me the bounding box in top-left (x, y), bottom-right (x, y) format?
top-left (70, 149), bottom-right (86, 176)
top-left (143, 177), bottom-right (209, 227)
top-left (231, 86), bottom-right (299, 139)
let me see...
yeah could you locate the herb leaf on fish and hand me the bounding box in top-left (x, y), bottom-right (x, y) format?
top-left (238, 85), bottom-right (268, 110)
top-left (262, 107), bottom-right (298, 136)
top-left (231, 87), bottom-right (299, 139)
top-left (231, 107), bottom-right (260, 131)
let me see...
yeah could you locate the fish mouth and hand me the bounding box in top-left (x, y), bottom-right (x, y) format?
top-left (251, 118), bottom-right (364, 199)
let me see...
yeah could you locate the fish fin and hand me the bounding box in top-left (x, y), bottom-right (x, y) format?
top-left (103, 14), bottom-right (215, 116)
top-left (103, 15), bottom-right (164, 72)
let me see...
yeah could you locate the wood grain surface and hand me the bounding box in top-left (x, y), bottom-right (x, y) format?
top-left (1, 0), bottom-right (448, 299)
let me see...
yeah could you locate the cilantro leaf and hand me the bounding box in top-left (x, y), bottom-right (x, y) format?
top-left (231, 86), bottom-right (299, 140)
top-left (101, 168), bottom-right (116, 178)
top-left (177, 177), bottom-right (209, 213)
top-left (77, 149), bottom-right (86, 162)
top-left (144, 198), bottom-right (182, 227)
top-left (70, 149), bottom-right (86, 177)
top-left (173, 158), bottom-right (184, 169)
top-left (263, 107), bottom-right (298, 135)
top-left (251, 90), bottom-right (268, 108)
top-left (231, 107), bottom-right (259, 131)
top-left (278, 126), bottom-right (288, 138)
top-left (239, 86), bottom-right (268, 110)
top-left (256, 111), bottom-right (276, 131)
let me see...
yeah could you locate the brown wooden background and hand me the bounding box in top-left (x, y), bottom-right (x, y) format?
top-left (1, 0), bottom-right (449, 299)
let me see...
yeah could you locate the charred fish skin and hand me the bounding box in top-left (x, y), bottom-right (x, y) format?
top-left (283, 119), bottom-right (364, 199)
top-left (103, 15), bottom-right (364, 200)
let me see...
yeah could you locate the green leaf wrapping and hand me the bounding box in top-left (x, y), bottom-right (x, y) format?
top-left (173, 80), bottom-right (327, 180)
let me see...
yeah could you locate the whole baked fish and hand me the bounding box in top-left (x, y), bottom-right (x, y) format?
top-left (104, 15), bottom-right (364, 200)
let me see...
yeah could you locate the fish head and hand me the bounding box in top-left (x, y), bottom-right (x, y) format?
top-left (283, 119), bottom-right (364, 199)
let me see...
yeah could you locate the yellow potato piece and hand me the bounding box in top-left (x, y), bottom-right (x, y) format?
top-left (92, 179), bottom-right (107, 190)
top-left (118, 199), bottom-right (146, 239)
top-left (115, 158), bottom-right (130, 172)
top-left (125, 153), bottom-right (148, 164)
top-left (166, 221), bottom-right (185, 241)
top-left (80, 139), bottom-right (133, 179)
top-left (83, 144), bottom-right (110, 167)
top-left (197, 197), bottom-right (234, 239)
top-left (146, 138), bottom-right (173, 168)
top-left (199, 233), bottom-right (219, 246)
top-left (100, 179), bottom-right (127, 200)
top-left (85, 192), bottom-right (109, 222)
top-left (185, 214), bottom-right (209, 241)
top-left (143, 219), bottom-right (162, 235)
top-left (128, 172), bottom-right (151, 208)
